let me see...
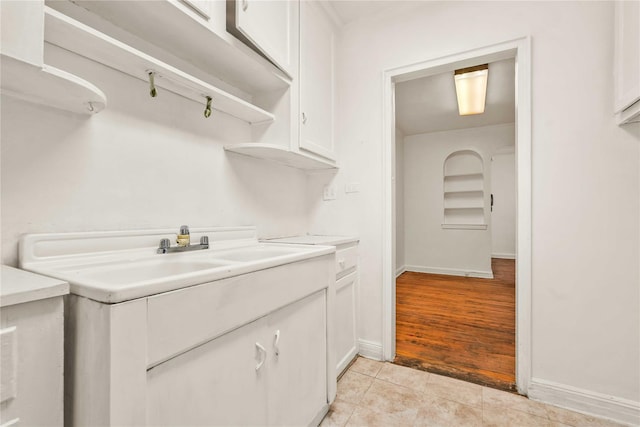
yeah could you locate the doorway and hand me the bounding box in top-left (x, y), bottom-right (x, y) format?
top-left (381, 38), bottom-right (532, 395)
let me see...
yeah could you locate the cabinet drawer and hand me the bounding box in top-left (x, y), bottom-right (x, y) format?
top-left (335, 245), bottom-right (357, 277)
top-left (147, 255), bottom-right (333, 367)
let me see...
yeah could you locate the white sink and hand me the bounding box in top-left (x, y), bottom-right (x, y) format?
top-left (19, 227), bottom-right (336, 303)
top-left (209, 245), bottom-right (304, 262)
top-left (79, 259), bottom-right (230, 285)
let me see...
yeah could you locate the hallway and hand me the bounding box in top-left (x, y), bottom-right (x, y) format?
top-left (395, 259), bottom-right (515, 391)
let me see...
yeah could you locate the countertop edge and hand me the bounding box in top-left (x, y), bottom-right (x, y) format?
top-left (1, 265), bottom-right (70, 307)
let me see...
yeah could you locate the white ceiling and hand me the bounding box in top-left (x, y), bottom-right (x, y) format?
top-left (395, 59), bottom-right (516, 136)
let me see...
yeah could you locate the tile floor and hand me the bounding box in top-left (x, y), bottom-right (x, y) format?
top-left (320, 357), bottom-right (630, 427)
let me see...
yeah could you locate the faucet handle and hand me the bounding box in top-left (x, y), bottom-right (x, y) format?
top-left (158, 238), bottom-right (171, 254)
top-left (200, 236), bottom-right (209, 246)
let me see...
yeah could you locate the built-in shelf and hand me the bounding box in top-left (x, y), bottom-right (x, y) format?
top-left (44, 7), bottom-right (274, 125)
top-left (1, 53), bottom-right (106, 115)
top-left (444, 192), bottom-right (484, 209)
top-left (224, 144), bottom-right (338, 171)
top-left (443, 150), bottom-right (485, 228)
top-left (444, 190), bottom-right (484, 196)
top-left (441, 224), bottom-right (488, 230)
top-left (443, 172), bottom-right (484, 179)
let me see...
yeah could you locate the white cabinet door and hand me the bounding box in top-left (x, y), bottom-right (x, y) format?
top-left (614, 0), bottom-right (640, 113)
top-left (335, 272), bottom-right (358, 376)
top-left (232, 0), bottom-right (293, 75)
top-left (299, 0), bottom-right (335, 161)
top-left (146, 316), bottom-right (268, 426)
top-left (267, 291), bottom-right (327, 426)
top-left (180, 0), bottom-right (213, 20)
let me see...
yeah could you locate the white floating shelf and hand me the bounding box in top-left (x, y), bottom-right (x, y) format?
top-left (224, 144), bottom-right (338, 171)
top-left (44, 7), bottom-right (274, 125)
top-left (1, 53), bottom-right (106, 115)
top-left (616, 100), bottom-right (640, 125)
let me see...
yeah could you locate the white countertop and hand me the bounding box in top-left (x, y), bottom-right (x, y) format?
top-left (1, 265), bottom-right (69, 307)
top-left (267, 235), bottom-right (359, 247)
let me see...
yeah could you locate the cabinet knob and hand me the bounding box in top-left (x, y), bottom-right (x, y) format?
top-left (242, 0), bottom-right (248, 11)
top-left (255, 342), bottom-right (266, 371)
top-left (302, 112), bottom-right (307, 124)
top-left (274, 330), bottom-right (280, 357)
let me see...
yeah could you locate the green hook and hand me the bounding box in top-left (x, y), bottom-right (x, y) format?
top-left (148, 71), bottom-right (157, 98)
top-left (204, 96), bottom-right (212, 118)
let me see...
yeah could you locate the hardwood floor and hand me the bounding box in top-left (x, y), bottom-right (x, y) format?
top-left (394, 258), bottom-right (516, 391)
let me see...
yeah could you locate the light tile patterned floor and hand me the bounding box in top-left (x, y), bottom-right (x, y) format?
top-left (320, 357), bottom-right (631, 427)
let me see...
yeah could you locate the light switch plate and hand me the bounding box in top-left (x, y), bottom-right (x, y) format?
top-left (345, 182), bottom-right (360, 193)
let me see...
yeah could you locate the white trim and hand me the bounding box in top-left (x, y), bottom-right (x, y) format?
top-left (492, 253), bottom-right (516, 260)
top-left (528, 378), bottom-right (640, 426)
top-left (395, 265), bottom-right (406, 278)
top-left (358, 339), bottom-right (384, 361)
top-left (381, 37), bottom-right (532, 395)
top-left (405, 265), bottom-right (494, 279)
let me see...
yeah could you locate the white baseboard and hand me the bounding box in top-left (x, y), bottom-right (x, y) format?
top-left (395, 265), bottom-right (406, 277)
top-left (492, 253), bottom-right (516, 259)
top-left (358, 339), bottom-right (384, 361)
top-left (405, 265), bottom-right (494, 279)
top-left (528, 378), bottom-right (640, 426)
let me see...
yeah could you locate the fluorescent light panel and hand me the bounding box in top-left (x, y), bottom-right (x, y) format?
top-left (454, 64), bottom-right (489, 116)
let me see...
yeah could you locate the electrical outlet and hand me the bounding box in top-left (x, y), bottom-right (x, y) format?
top-left (323, 185), bottom-right (337, 201)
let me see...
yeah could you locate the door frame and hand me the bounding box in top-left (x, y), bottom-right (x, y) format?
top-left (381, 37), bottom-right (532, 394)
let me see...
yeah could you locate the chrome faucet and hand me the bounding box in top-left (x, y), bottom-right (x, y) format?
top-left (157, 226), bottom-right (209, 254)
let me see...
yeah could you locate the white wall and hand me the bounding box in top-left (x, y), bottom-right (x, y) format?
top-left (394, 127), bottom-right (405, 274)
top-left (491, 148), bottom-right (516, 258)
top-left (403, 124), bottom-right (514, 276)
top-left (1, 45), bottom-right (311, 266)
top-left (309, 0), bottom-right (640, 415)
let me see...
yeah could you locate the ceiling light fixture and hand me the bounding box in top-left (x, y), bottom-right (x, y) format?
top-left (454, 64), bottom-right (489, 116)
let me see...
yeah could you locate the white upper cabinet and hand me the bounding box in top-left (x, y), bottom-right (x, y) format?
top-left (64, 0), bottom-right (290, 93)
top-left (228, 0), bottom-right (294, 77)
top-left (0, 0), bottom-right (43, 65)
top-left (0, 1), bottom-right (106, 115)
top-left (614, 0), bottom-right (640, 124)
top-left (299, 0), bottom-right (336, 161)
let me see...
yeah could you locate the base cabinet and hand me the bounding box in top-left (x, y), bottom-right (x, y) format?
top-left (147, 316), bottom-right (268, 426)
top-left (335, 272), bottom-right (358, 376)
top-left (267, 236), bottom-right (359, 378)
top-left (0, 267), bottom-right (68, 427)
top-left (147, 291), bottom-right (326, 426)
top-left (64, 255), bottom-right (334, 426)
top-left (334, 243), bottom-right (359, 376)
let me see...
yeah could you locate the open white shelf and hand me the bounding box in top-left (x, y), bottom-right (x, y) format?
top-left (44, 7), bottom-right (274, 125)
top-left (441, 223), bottom-right (488, 230)
top-left (1, 53), bottom-right (106, 115)
top-left (224, 144), bottom-right (338, 171)
top-left (444, 191), bottom-right (484, 209)
top-left (443, 150), bottom-right (485, 228)
top-left (616, 99), bottom-right (640, 125)
top-left (66, 0), bottom-right (290, 93)
top-left (443, 172), bottom-right (483, 179)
